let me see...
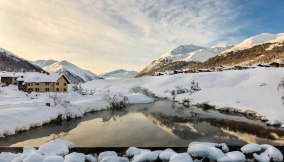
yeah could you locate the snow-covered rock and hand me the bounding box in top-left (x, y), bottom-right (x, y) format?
top-left (131, 151), bottom-right (160, 162)
top-left (98, 151), bottom-right (118, 161)
top-left (43, 156), bottom-right (64, 162)
top-left (0, 152), bottom-right (19, 162)
top-left (217, 151), bottom-right (245, 162)
top-left (169, 153), bottom-right (193, 162)
top-left (266, 119), bottom-right (283, 126)
top-left (260, 144), bottom-right (283, 162)
top-left (100, 156), bottom-right (129, 162)
top-left (38, 140), bottom-right (74, 156)
top-left (64, 152), bottom-right (85, 162)
top-left (85, 154), bottom-right (97, 162)
top-left (22, 152), bottom-right (44, 162)
top-left (159, 148), bottom-right (177, 161)
top-left (253, 152), bottom-right (270, 162)
top-left (188, 143), bottom-right (226, 160)
top-left (241, 143), bottom-right (261, 154)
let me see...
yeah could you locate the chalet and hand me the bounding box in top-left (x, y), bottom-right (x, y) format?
top-left (153, 72), bottom-right (165, 76)
top-left (257, 64), bottom-right (271, 67)
top-left (174, 69), bottom-right (184, 74)
top-left (0, 72), bottom-right (24, 85)
top-left (17, 73), bottom-right (70, 93)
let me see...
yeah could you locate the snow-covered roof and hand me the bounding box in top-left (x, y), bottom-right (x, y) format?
top-left (19, 73), bottom-right (69, 83)
top-left (0, 71), bottom-right (25, 78)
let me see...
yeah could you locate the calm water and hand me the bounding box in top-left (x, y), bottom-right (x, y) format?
top-left (1, 101), bottom-right (284, 147)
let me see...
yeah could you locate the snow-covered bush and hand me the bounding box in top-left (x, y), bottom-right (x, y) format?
top-left (48, 93), bottom-right (66, 106)
top-left (103, 94), bottom-right (129, 110)
top-left (190, 80), bottom-right (201, 94)
top-left (130, 86), bottom-right (157, 99)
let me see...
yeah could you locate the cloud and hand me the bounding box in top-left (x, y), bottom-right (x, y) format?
top-left (0, 0), bottom-right (244, 73)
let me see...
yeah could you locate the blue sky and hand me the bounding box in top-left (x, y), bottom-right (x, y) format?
top-left (0, 0), bottom-right (283, 73)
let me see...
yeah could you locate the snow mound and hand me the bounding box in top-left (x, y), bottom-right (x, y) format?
top-left (22, 152), bottom-right (44, 162)
top-left (217, 151), bottom-right (245, 162)
top-left (266, 119), bottom-right (283, 126)
top-left (188, 142), bottom-right (226, 160)
top-left (260, 144), bottom-right (283, 162)
top-left (85, 154), bottom-right (97, 162)
top-left (0, 152), bottom-right (19, 162)
top-left (131, 151), bottom-right (160, 162)
top-left (169, 153), bottom-right (193, 162)
top-left (100, 156), bottom-right (129, 162)
top-left (241, 143), bottom-right (261, 154)
top-left (98, 151), bottom-right (118, 161)
top-left (159, 148), bottom-right (177, 161)
top-left (38, 139), bottom-right (74, 156)
top-left (253, 152), bottom-right (270, 162)
top-left (43, 156), bottom-right (64, 162)
top-left (64, 152), bottom-right (85, 162)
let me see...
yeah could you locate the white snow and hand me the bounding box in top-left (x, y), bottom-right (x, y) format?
top-left (260, 144), bottom-right (283, 162)
top-left (98, 151), bottom-right (118, 161)
top-left (253, 152), bottom-right (270, 162)
top-left (38, 139), bottom-right (74, 156)
top-left (217, 151), bottom-right (245, 162)
top-left (43, 156), bottom-right (64, 162)
top-left (83, 67), bottom-right (284, 123)
top-left (64, 152), bottom-right (85, 162)
top-left (266, 119), bottom-right (283, 126)
top-left (241, 144), bottom-right (261, 154)
top-left (159, 148), bottom-right (177, 161)
top-left (187, 142), bottom-right (226, 160)
top-left (100, 156), bottom-right (129, 162)
top-left (169, 153), bottom-right (193, 162)
top-left (221, 33), bottom-right (278, 54)
top-left (22, 152), bottom-right (44, 162)
top-left (99, 69), bottom-right (137, 79)
top-left (131, 151), bottom-right (160, 162)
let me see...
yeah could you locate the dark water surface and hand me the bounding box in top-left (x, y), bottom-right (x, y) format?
top-left (1, 101), bottom-right (284, 147)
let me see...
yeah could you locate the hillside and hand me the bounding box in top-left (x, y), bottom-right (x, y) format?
top-left (137, 45), bottom-right (230, 77)
top-left (137, 33), bottom-right (284, 77)
top-left (31, 60), bottom-right (100, 83)
top-left (0, 48), bottom-right (45, 72)
top-left (99, 69), bottom-right (137, 79)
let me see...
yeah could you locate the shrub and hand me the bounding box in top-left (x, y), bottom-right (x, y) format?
top-left (104, 94), bottom-right (129, 110)
top-left (130, 86), bottom-right (157, 99)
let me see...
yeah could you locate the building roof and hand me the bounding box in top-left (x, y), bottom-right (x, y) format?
top-left (16, 73), bottom-right (70, 83)
top-left (0, 71), bottom-right (25, 78)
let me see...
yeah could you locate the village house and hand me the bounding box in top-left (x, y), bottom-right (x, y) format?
top-left (17, 73), bottom-right (70, 93)
top-left (0, 72), bottom-right (25, 85)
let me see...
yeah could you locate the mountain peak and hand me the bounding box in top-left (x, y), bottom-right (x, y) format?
top-left (170, 44), bottom-right (205, 55)
top-left (99, 69), bottom-right (138, 79)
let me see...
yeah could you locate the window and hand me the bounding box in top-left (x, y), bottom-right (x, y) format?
top-left (45, 83), bottom-right (49, 85)
top-left (64, 88), bottom-right (66, 92)
top-left (36, 83), bottom-right (39, 85)
top-left (56, 88), bottom-right (59, 91)
top-left (35, 88), bottom-right (39, 92)
top-left (56, 82), bottom-right (59, 85)
top-left (64, 83), bottom-right (67, 86)
top-left (45, 88), bottom-right (49, 91)
top-left (28, 88), bottom-right (33, 91)
top-left (28, 83), bottom-right (33, 86)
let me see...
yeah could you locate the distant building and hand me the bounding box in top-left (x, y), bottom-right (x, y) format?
top-left (17, 73), bottom-right (70, 93)
top-left (0, 72), bottom-right (25, 85)
top-left (270, 62), bottom-right (284, 67)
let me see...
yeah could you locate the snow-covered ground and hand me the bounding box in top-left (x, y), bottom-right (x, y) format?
top-left (0, 139), bottom-right (283, 162)
top-left (0, 67), bottom-right (283, 138)
top-left (0, 85), bottom-right (154, 137)
top-left (83, 67), bottom-right (284, 123)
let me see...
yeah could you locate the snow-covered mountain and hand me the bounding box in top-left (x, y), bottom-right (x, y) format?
top-left (99, 69), bottom-right (138, 79)
top-left (31, 60), bottom-right (100, 83)
top-left (221, 33), bottom-right (284, 54)
top-left (138, 44), bottom-right (231, 76)
top-left (0, 48), bottom-right (44, 72)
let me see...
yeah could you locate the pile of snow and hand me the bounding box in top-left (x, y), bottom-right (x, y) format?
top-left (1, 140), bottom-right (282, 162)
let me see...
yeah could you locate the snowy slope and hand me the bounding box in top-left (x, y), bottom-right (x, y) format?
top-left (31, 59), bottom-right (57, 68)
top-left (31, 60), bottom-right (100, 83)
top-left (221, 33), bottom-right (284, 54)
top-left (139, 44), bottom-right (230, 76)
top-left (99, 69), bottom-right (138, 79)
top-left (0, 47), bottom-right (44, 72)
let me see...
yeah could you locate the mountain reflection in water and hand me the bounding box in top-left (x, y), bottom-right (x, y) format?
top-left (1, 100), bottom-right (284, 147)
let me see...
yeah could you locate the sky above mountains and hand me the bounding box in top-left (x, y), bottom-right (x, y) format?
top-left (0, 0), bottom-right (283, 73)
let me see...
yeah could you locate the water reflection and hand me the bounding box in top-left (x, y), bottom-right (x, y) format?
top-left (1, 101), bottom-right (283, 147)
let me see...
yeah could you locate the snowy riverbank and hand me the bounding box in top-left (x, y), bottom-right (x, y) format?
top-left (0, 139), bottom-right (283, 162)
top-left (0, 85), bottom-right (154, 137)
top-left (83, 67), bottom-right (284, 125)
